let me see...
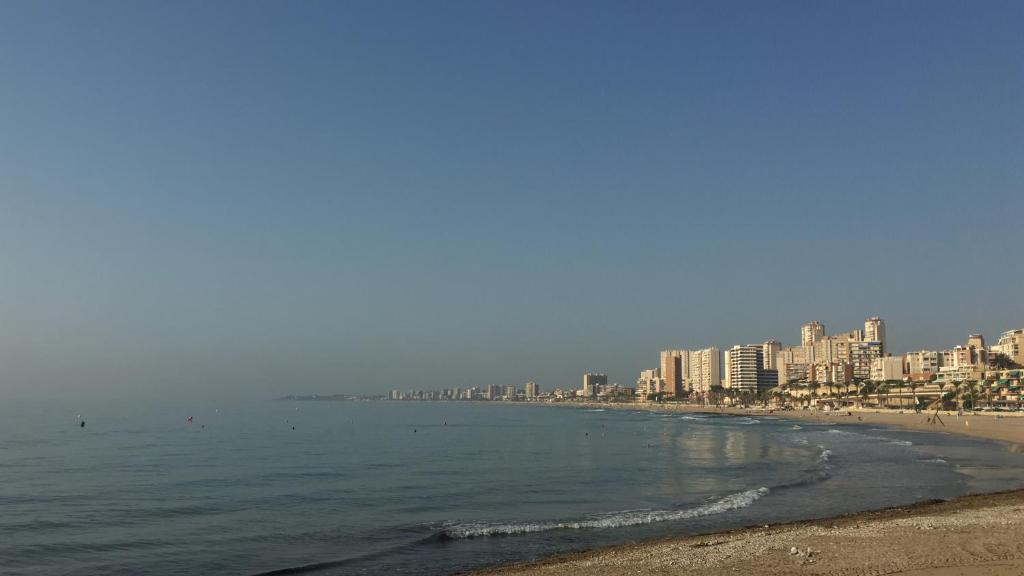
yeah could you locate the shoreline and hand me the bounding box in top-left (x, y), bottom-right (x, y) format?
top-left (467, 489), bottom-right (1024, 576)
top-left (562, 401), bottom-right (1024, 446)
top-left (462, 402), bottom-right (1024, 576)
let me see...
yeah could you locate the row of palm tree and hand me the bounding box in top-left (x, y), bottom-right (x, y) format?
top-left (771, 376), bottom-right (1012, 412)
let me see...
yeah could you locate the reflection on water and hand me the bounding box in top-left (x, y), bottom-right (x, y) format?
top-left (1, 402), bottom-right (1022, 576)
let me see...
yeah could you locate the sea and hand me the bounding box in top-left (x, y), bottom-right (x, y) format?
top-left (2, 399), bottom-right (1024, 576)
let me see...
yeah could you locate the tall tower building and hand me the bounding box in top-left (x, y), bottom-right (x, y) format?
top-left (801, 322), bottom-right (825, 346)
top-left (864, 317), bottom-right (886, 354)
top-left (660, 350), bottom-right (686, 397)
top-left (582, 373), bottom-right (607, 397)
top-left (762, 340), bottom-right (782, 369)
top-left (727, 345), bottom-right (764, 393)
top-left (524, 381), bottom-right (538, 398)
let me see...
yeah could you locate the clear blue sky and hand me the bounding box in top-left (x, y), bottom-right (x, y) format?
top-left (1, 1), bottom-right (1021, 401)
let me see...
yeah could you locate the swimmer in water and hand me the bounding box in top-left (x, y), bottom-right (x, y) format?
top-left (80, 421), bottom-right (85, 428)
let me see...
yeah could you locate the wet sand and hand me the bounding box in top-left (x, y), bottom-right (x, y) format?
top-left (467, 402), bottom-right (1024, 576)
top-left (470, 490), bottom-right (1024, 576)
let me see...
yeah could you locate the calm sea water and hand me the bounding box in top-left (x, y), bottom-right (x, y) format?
top-left (2, 400), bottom-right (1023, 575)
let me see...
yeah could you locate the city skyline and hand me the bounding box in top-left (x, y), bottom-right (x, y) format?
top-left (1, 1), bottom-right (1022, 401)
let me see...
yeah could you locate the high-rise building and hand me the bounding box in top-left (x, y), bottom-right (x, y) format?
top-left (849, 340), bottom-right (883, 381)
top-left (762, 340), bottom-right (782, 369)
top-left (726, 345), bottom-right (766, 393)
top-left (582, 373), bottom-right (607, 397)
top-left (658, 347), bottom-right (721, 394)
top-left (801, 321), bottom-right (825, 346)
top-left (659, 350), bottom-right (686, 397)
top-left (864, 317), bottom-right (886, 354)
top-left (688, 347), bottom-right (721, 393)
top-left (524, 381), bottom-right (538, 398)
top-left (968, 334), bottom-right (985, 350)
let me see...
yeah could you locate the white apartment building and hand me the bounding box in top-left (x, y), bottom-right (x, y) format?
top-left (762, 340), bottom-right (782, 369)
top-left (864, 317), bottom-right (886, 354)
top-left (727, 345), bottom-right (763, 392)
top-left (992, 329), bottom-right (1024, 365)
top-left (905, 350), bottom-right (941, 374)
top-left (635, 368), bottom-right (663, 397)
top-left (524, 381), bottom-right (539, 398)
top-left (801, 321), bottom-right (825, 346)
top-left (870, 356), bottom-right (905, 381)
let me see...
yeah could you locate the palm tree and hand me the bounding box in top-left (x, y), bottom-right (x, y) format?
top-left (962, 380), bottom-right (978, 411)
top-left (908, 380), bottom-right (920, 412)
top-left (859, 380), bottom-right (872, 408)
top-left (877, 382), bottom-right (890, 409)
top-left (709, 385), bottom-right (725, 408)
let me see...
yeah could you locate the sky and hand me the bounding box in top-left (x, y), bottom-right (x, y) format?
top-left (1, 1), bottom-right (1022, 401)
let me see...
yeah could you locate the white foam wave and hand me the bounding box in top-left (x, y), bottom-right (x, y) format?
top-left (680, 415), bottom-right (707, 420)
top-left (791, 425), bottom-right (803, 430)
top-left (825, 429), bottom-right (913, 446)
top-left (919, 458), bottom-right (947, 464)
top-left (443, 487), bottom-right (770, 539)
top-left (736, 418), bottom-right (760, 425)
top-left (585, 409), bottom-right (605, 412)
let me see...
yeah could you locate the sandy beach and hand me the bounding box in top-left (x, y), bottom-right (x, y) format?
top-left (467, 403), bottom-right (1024, 576)
top-left (644, 404), bottom-right (1024, 446)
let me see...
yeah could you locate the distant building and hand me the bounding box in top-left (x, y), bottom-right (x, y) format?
top-left (905, 350), bottom-right (941, 374)
top-left (992, 329), bottom-right (1024, 365)
top-left (801, 321), bottom-right (825, 346)
top-left (726, 345), bottom-right (770, 393)
top-left (848, 341), bottom-right (883, 381)
top-left (968, 334), bottom-right (986, 350)
top-left (583, 373), bottom-right (607, 397)
top-left (524, 381), bottom-right (539, 398)
top-left (658, 347), bottom-right (723, 395)
top-left (870, 356), bottom-right (905, 381)
top-left (504, 384), bottom-right (517, 399)
top-left (660, 350), bottom-right (685, 397)
top-left (864, 317), bottom-right (886, 354)
top-left (762, 340), bottom-right (782, 370)
top-left (635, 368), bottom-right (663, 398)
top-left (813, 361), bottom-right (853, 385)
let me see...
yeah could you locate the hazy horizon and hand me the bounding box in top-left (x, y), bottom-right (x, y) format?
top-left (2, 1), bottom-right (1022, 402)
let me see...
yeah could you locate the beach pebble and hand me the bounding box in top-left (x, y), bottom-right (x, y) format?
top-left (790, 546), bottom-right (799, 555)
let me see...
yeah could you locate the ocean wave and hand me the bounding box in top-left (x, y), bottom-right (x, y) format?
top-left (825, 429), bottom-right (913, 446)
top-left (919, 458), bottom-right (948, 464)
top-left (584, 409), bottom-right (605, 412)
top-left (680, 415), bottom-right (708, 420)
top-left (735, 418), bottom-right (760, 425)
top-left (440, 487), bottom-right (770, 539)
top-left (791, 425), bottom-right (803, 430)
